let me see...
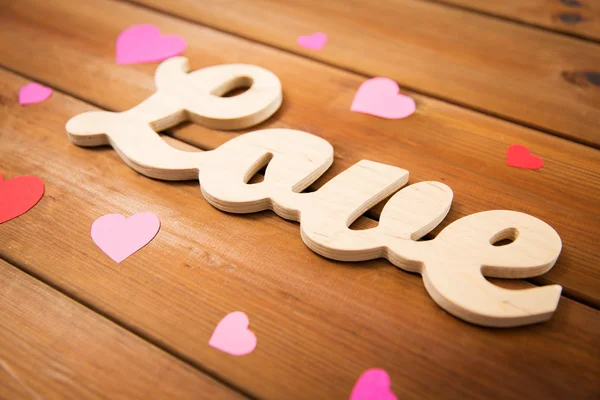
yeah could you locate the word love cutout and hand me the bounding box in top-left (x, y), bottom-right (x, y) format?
top-left (65, 57), bottom-right (562, 328)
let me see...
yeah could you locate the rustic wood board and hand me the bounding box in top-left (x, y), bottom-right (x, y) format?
top-left (1, 0), bottom-right (600, 398)
top-left (1, 0), bottom-right (599, 307)
top-left (126, 0), bottom-right (600, 147)
top-left (0, 259), bottom-right (245, 400)
top-left (1, 63), bottom-right (599, 400)
top-left (428, 0), bottom-right (600, 41)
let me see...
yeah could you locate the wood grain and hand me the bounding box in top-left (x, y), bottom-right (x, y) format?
top-left (125, 0), bottom-right (600, 147)
top-left (428, 0), bottom-right (600, 42)
top-left (0, 259), bottom-right (244, 400)
top-left (1, 0), bottom-right (599, 307)
top-left (1, 63), bottom-right (599, 400)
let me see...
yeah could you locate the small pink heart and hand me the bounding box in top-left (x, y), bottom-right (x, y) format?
top-left (209, 312), bottom-right (256, 356)
top-left (351, 77), bottom-right (416, 119)
top-left (350, 369), bottom-right (397, 400)
top-left (506, 144), bottom-right (544, 170)
top-left (297, 32), bottom-right (328, 50)
top-left (19, 83), bottom-right (52, 105)
top-left (91, 212), bottom-right (160, 263)
top-left (116, 24), bottom-right (187, 65)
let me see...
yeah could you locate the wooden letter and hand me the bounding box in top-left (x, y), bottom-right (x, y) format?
top-left (421, 211), bottom-right (562, 327)
top-left (199, 129), bottom-right (334, 219)
top-left (66, 57), bottom-right (282, 180)
top-left (298, 160), bottom-right (409, 261)
top-left (65, 58), bottom-right (563, 328)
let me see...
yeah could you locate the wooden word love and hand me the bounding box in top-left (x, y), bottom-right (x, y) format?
top-left (66, 57), bottom-right (562, 328)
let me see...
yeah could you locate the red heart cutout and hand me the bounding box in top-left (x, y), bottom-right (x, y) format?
top-left (0, 174), bottom-right (45, 223)
top-left (506, 145), bottom-right (544, 170)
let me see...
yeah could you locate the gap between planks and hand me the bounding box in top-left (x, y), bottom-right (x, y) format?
top-left (2, 64), bottom-right (597, 312)
top-left (120, 0), bottom-right (600, 150)
top-left (0, 252), bottom-right (262, 400)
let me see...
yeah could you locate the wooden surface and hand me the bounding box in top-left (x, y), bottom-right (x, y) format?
top-left (129, 0), bottom-right (600, 147)
top-left (2, 0), bottom-right (600, 307)
top-left (0, 259), bottom-right (244, 400)
top-left (429, 0), bottom-right (600, 41)
top-left (0, 0), bottom-right (599, 398)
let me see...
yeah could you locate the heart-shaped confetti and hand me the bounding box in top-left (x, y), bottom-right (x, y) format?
top-left (350, 369), bottom-right (397, 400)
top-left (19, 83), bottom-right (52, 105)
top-left (351, 77), bottom-right (416, 119)
top-left (91, 212), bottom-right (160, 263)
top-left (0, 174), bottom-right (44, 224)
top-left (297, 32), bottom-right (328, 50)
top-left (116, 24), bottom-right (187, 65)
top-left (506, 144), bottom-right (544, 170)
top-left (209, 312), bottom-right (257, 356)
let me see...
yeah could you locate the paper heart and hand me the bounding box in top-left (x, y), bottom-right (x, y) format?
top-left (91, 212), bottom-right (160, 263)
top-left (116, 24), bottom-right (187, 65)
top-left (506, 144), bottom-right (544, 170)
top-left (351, 77), bottom-right (416, 119)
top-left (0, 174), bottom-right (44, 224)
top-left (209, 312), bottom-right (256, 356)
top-left (297, 32), bottom-right (328, 50)
top-left (350, 369), bottom-right (397, 400)
top-left (19, 83), bottom-right (52, 105)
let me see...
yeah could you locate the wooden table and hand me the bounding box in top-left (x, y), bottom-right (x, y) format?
top-left (0, 0), bottom-right (598, 398)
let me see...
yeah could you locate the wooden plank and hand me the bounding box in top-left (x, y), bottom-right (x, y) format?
top-left (0, 260), bottom-right (245, 400)
top-left (1, 0), bottom-right (599, 307)
top-left (126, 0), bottom-right (600, 147)
top-left (1, 55), bottom-right (599, 400)
top-left (428, 0), bottom-right (600, 42)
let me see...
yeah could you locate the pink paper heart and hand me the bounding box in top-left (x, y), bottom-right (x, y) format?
top-left (19, 83), bottom-right (52, 105)
top-left (350, 369), bottom-right (397, 400)
top-left (506, 144), bottom-right (544, 170)
top-left (351, 77), bottom-right (416, 119)
top-left (209, 312), bottom-right (256, 356)
top-left (91, 212), bottom-right (160, 263)
top-left (116, 24), bottom-right (187, 65)
top-left (297, 32), bottom-right (328, 50)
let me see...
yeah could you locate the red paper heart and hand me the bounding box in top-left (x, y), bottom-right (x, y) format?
top-left (506, 145), bottom-right (544, 170)
top-left (0, 174), bottom-right (45, 223)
